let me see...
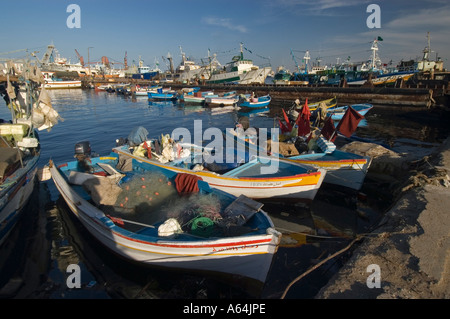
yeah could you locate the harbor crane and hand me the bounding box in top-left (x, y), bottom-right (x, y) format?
top-left (75, 49), bottom-right (85, 66)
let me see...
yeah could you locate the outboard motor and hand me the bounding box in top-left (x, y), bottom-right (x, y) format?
top-left (74, 141), bottom-right (92, 172)
top-left (75, 141), bottom-right (91, 156)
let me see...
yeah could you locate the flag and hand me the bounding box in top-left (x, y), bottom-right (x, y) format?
top-left (320, 116), bottom-right (337, 142)
top-left (335, 106), bottom-right (364, 138)
top-left (278, 119), bottom-right (290, 134)
top-left (296, 98), bottom-right (311, 136)
top-left (377, 36), bottom-right (383, 41)
top-left (282, 108), bottom-right (292, 132)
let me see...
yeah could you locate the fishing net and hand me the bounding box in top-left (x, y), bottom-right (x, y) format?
top-left (113, 171), bottom-right (177, 218)
top-left (105, 171), bottom-right (226, 237)
top-left (101, 169), bottom-right (262, 238)
top-left (161, 192), bottom-right (225, 237)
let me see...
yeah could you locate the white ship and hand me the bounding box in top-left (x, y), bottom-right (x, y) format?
top-left (206, 43), bottom-right (272, 85)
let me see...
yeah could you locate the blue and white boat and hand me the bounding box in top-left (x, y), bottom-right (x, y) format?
top-left (225, 129), bottom-right (371, 192)
top-left (49, 146), bottom-right (282, 285)
top-left (148, 88), bottom-right (177, 101)
top-left (239, 95), bottom-right (271, 108)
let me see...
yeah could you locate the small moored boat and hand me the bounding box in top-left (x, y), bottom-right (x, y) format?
top-left (225, 129), bottom-right (371, 191)
top-left (49, 145), bottom-right (282, 284)
top-left (113, 128), bottom-right (326, 202)
top-left (148, 88), bottom-right (177, 101)
top-left (239, 95), bottom-right (271, 108)
top-left (1, 63), bottom-right (60, 246)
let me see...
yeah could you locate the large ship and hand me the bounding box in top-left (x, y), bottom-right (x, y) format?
top-left (36, 43), bottom-right (125, 78)
top-left (206, 43), bottom-right (272, 85)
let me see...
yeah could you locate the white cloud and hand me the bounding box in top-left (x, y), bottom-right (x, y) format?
top-left (202, 17), bottom-right (248, 33)
top-left (269, 0), bottom-right (371, 15)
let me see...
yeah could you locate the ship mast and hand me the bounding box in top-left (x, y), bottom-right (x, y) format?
top-left (303, 50), bottom-right (310, 74)
top-left (370, 39), bottom-right (379, 70)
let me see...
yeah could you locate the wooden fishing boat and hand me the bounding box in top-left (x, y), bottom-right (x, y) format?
top-left (327, 104), bottom-right (373, 121)
top-left (239, 95), bottom-right (271, 108)
top-left (49, 148), bottom-right (282, 284)
top-left (225, 130), bottom-right (371, 191)
top-left (112, 132), bottom-right (326, 202)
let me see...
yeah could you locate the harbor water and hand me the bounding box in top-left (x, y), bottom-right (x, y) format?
top-left (0, 89), bottom-right (449, 299)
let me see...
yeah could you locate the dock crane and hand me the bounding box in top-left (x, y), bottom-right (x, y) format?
top-left (290, 48), bottom-right (300, 73)
top-left (75, 49), bottom-right (85, 66)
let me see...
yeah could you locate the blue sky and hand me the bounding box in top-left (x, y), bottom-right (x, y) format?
top-left (1, 0), bottom-right (448, 72)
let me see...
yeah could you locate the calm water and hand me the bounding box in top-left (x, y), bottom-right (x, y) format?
top-left (0, 89), bottom-right (448, 299)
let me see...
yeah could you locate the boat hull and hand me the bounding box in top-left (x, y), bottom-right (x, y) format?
top-left (239, 95), bottom-right (271, 108)
top-left (42, 81), bottom-right (82, 89)
top-left (207, 67), bottom-right (272, 85)
top-left (148, 92), bottom-right (177, 101)
top-left (347, 72), bottom-right (415, 86)
top-left (285, 151), bottom-right (372, 191)
top-left (205, 96), bottom-right (239, 106)
top-left (0, 153), bottom-right (39, 247)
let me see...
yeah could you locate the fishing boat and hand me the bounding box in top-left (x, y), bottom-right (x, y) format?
top-left (49, 146), bottom-right (282, 284)
top-left (205, 94), bottom-right (240, 107)
top-left (206, 43), bottom-right (272, 85)
top-left (225, 129), bottom-right (371, 191)
top-left (180, 91), bottom-right (216, 105)
top-left (148, 88), bottom-right (177, 101)
top-left (112, 129), bottom-right (326, 202)
top-left (1, 62), bottom-right (60, 247)
top-left (42, 71), bottom-right (82, 89)
top-left (239, 95), bottom-right (271, 108)
top-left (327, 104), bottom-right (373, 121)
top-left (132, 85), bottom-right (162, 97)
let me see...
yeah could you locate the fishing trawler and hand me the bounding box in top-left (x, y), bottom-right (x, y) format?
top-left (206, 43), bottom-right (272, 85)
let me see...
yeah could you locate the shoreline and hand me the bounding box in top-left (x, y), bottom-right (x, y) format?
top-left (315, 136), bottom-right (450, 299)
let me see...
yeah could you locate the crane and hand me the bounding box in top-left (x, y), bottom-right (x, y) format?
top-left (75, 49), bottom-right (85, 66)
top-left (290, 48), bottom-right (300, 73)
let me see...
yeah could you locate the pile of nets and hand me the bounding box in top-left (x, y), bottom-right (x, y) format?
top-left (161, 193), bottom-right (224, 238)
